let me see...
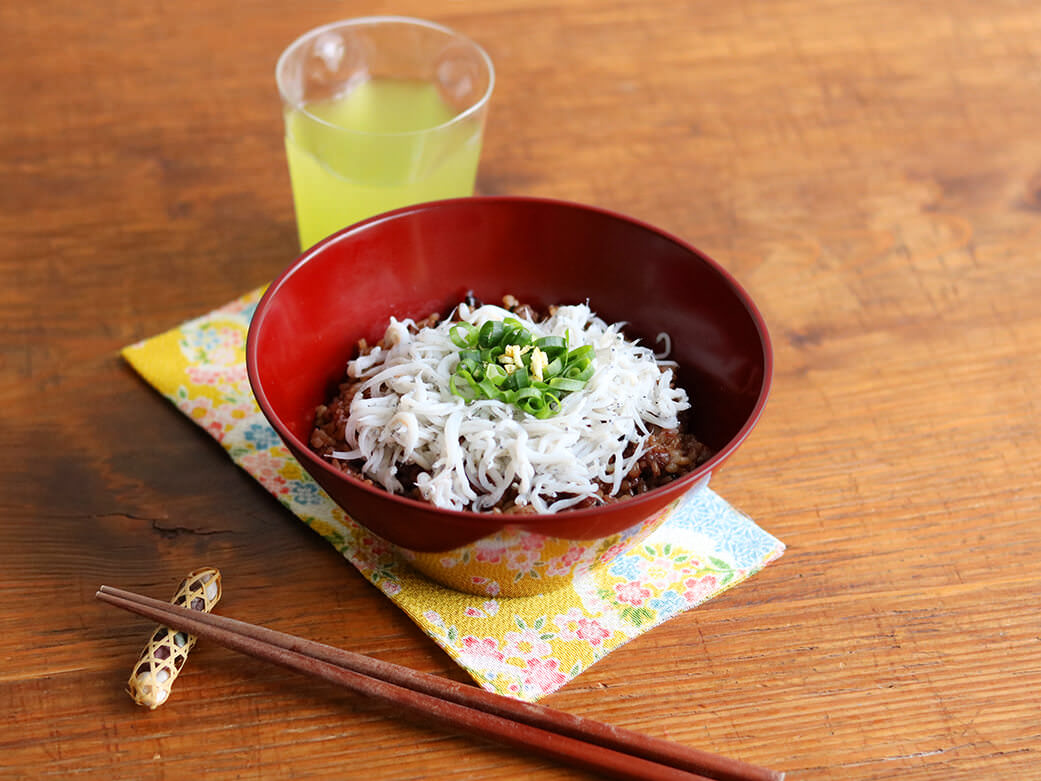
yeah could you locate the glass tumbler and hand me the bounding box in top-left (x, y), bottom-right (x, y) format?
top-left (276, 16), bottom-right (494, 249)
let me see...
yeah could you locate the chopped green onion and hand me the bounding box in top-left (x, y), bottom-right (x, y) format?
top-left (565, 362), bottom-right (595, 382)
top-left (542, 390), bottom-right (562, 414)
top-left (478, 320), bottom-right (504, 348)
top-left (482, 346), bottom-right (505, 363)
top-left (506, 328), bottom-right (533, 347)
top-left (542, 356), bottom-right (564, 378)
top-left (511, 365), bottom-right (530, 389)
top-left (534, 335), bottom-right (566, 354)
top-left (478, 379), bottom-right (506, 400)
top-left (450, 370), bottom-right (480, 401)
top-left (484, 363), bottom-right (508, 385)
top-left (457, 357), bottom-right (482, 378)
top-left (567, 345), bottom-right (595, 363)
top-left (512, 386), bottom-right (541, 402)
top-left (449, 313), bottom-right (597, 417)
top-left (548, 377), bottom-right (587, 392)
top-left (450, 323), bottom-right (478, 348)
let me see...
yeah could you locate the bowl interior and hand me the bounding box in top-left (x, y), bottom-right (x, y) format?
top-left (248, 197), bottom-right (771, 545)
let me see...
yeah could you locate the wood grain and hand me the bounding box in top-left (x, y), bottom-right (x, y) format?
top-left (3, 0), bottom-right (1041, 778)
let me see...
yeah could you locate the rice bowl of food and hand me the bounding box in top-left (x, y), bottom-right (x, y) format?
top-left (247, 196), bottom-right (772, 596)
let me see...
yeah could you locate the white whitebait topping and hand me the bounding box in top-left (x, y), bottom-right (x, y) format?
top-left (333, 303), bottom-right (690, 513)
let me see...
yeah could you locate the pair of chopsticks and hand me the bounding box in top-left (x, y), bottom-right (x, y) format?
top-left (97, 585), bottom-right (783, 781)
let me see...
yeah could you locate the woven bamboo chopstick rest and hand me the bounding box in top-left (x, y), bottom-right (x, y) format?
top-left (127, 567), bottom-right (223, 709)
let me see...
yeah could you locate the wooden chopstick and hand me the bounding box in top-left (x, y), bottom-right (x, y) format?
top-left (97, 585), bottom-right (783, 781)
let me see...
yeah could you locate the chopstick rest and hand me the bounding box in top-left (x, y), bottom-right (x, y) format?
top-left (126, 568), bottom-right (222, 709)
top-left (100, 584), bottom-right (783, 781)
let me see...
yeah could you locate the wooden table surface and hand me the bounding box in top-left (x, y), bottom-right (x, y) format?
top-left (4, 0), bottom-right (1040, 778)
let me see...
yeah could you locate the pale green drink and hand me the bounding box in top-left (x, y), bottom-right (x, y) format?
top-left (276, 17), bottom-right (494, 250)
top-left (285, 78), bottom-right (484, 249)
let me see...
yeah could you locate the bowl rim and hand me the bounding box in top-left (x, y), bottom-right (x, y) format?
top-left (246, 195), bottom-right (773, 529)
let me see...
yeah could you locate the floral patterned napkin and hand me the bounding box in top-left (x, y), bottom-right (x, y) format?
top-left (122, 287), bottom-right (784, 702)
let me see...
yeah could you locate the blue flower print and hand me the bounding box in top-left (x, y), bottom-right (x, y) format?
top-left (243, 421), bottom-right (281, 451)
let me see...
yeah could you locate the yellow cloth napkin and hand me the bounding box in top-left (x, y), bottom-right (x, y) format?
top-left (122, 287), bottom-right (784, 702)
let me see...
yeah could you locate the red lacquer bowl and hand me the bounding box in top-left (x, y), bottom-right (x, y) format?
top-left (246, 197), bottom-right (772, 595)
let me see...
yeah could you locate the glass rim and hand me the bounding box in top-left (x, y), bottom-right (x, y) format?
top-left (275, 15), bottom-right (495, 139)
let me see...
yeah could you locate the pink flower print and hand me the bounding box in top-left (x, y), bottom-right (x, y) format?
top-left (463, 601), bottom-right (500, 619)
top-left (560, 546), bottom-right (584, 566)
top-left (614, 581), bottom-right (651, 606)
top-left (553, 608), bottom-right (610, 646)
top-left (251, 465), bottom-right (289, 495)
top-left (598, 541), bottom-right (628, 565)
top-left (682, 574), bottom-right (719, 605)
top-left (546, 545), bottom-right (587, 576)
top-left (507, 548), bottom-right (540, 573)
top-left (360, 536), bottom-right (392, 557)
top-left (198, 327), bottom-right (245, 367)
top-left (522, 658), bottom-right (567, 694)
top-left (187, 364), bottom-right (248, 389)
top-left (574, 618), bottom-right (610, 646)
top-left (178, 393), bottom-right (217, 424)
top-left (204, 419), bottom-right (227, 441)
top-left (643, 556), bottom-right (682, 591)
top-left (517, 533), bottom-right (547, 552)
top-left (186, 366), bottom-right (213, 386)
top-left (470, 577), bottom-right (501, 597)
top-left (239, 452), bottom-right (291, 497)
top-left (502, 627), bottom-right (552, 661)
top-left (553, 607), bottom-right (585, 638)
top-left (475, 544), bottom-right (507, 563)
top-left (460, 636), bottom-right (505, 664)
top-left (179, 392), bottom-right (257, 444)
top-left (545, 558), bottom-right (574, 577)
